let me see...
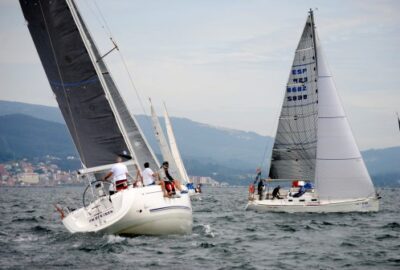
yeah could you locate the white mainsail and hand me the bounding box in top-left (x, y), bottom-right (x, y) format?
top-left (163, 103), bottom-right (190, 184)
top-left (150, 100), bottom-right (181, 179)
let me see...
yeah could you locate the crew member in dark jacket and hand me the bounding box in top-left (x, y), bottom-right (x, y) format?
top-left (272, 185), bottom-right (282, 199)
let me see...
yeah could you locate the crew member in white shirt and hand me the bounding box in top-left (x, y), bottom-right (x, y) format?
top-left (142, 162), bottom-right (157, 186)
top-left (104, 156), bottom-right (133, 195)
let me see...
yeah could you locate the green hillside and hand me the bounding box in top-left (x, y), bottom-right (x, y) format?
top-left (0, 100), bottom-right (399, 186)
top-left (0, 114), bottom-right (77, 161)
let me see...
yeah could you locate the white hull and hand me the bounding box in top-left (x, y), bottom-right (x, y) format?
top-left (246, 196), bottom-right (379, 213)
top-left (63, 185), bottom-right (192, 235)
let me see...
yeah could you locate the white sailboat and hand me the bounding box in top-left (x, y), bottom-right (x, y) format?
top-left (246, 10), bottom-right (379, 213)
top-left (20, 0), bottom-right (192, 234)
top-left (149, 99), bottom-right (182, 179)
top-left (163, 103), bottom-right (199, 196)
top-left (149, 101), bottom-right (198, 197)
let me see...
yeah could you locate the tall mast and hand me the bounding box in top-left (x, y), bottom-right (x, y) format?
top-left (65, 0), bottom-right (136, 163)
top-left (66, 0), bottom-right (159, 171)
top-left (269, 11), bottom-right (319, 180)
top-left (309, 9), bottom-right (318, 73)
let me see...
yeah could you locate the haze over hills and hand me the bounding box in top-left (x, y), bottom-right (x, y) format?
top-left (0, 101), bottom-right (63, 123)
top-left (0, 114), bottom-right (75, 160)
top-left (0, 101), bottom-right (272, 184)
top-left (0, 101), bottom-right (270, 166)
top-left (0, 100), bottom-right (399, 186)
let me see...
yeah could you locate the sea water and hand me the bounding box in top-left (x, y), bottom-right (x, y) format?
top-left (0, 186), bottom-right (399, 269)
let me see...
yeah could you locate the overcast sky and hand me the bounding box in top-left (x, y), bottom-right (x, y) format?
top-left (0, 0), bottom-right (399, 150)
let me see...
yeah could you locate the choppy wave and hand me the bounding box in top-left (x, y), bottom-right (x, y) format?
top-left (0, 187), bottom-right (399, 269)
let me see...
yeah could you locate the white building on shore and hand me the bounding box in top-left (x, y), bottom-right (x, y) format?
top-left (189, 176), bottom-right (227, 186)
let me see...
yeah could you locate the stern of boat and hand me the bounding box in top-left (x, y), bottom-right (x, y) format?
top-left (62, 185), bottom-right (192, 235)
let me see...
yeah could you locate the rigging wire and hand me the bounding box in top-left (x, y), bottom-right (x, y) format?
top-left (84, 0), bottom-right (149, 117)
top-left (258, 95), bottom-right (283, 174)
top-left (83, 0), bottom-right (162, 170)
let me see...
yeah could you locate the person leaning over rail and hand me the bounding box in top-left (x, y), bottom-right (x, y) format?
top-left (103, 156), bottom-right (134, 195)
top-left (158, 161), bottom-right (187, 197)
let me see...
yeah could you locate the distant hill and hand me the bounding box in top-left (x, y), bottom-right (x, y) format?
top-left (0, 114), bottom-right (77, 161)
top-left (0, 101), bottom-right (272, 184)
top-left (0, 100), bottom-right (399, 186)
top-left (0, 101), bottom-right (270, 170)
top-left (135, 115), bottom-right (271, 170)
top-left (362, 147), bottom-right (400, 187)
top-left (363, 146), bottom-right (400, 175)
top-left (0, 100), bottom-right (64, 124)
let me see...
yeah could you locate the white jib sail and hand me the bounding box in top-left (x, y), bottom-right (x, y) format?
top-left (150, 100), bottom-right (181, 179)
top-left (314, 33), bottom-right (376, 200)
top-left (163, 103), bottom-right (190, 184)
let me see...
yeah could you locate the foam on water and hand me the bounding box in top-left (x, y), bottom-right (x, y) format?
top-left (0, 187), bottom-right (399, 269)
top-left (106, 234), bottom-right (127, 244)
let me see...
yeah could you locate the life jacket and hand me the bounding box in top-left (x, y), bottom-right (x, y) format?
top-left (249, 184), bottom-right (255, 194)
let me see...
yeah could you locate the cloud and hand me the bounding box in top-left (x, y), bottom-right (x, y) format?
top-left (1, 0), bottom-right (399, 150)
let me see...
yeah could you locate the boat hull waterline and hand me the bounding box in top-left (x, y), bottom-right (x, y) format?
top-left (63, 185), bottom-right (192, 235)
top-left (246, 196), bottom-right (379, 213)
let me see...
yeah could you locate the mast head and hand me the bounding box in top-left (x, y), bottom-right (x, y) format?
top-left (309, 8), bottom-right (318, 16)
top-left (309, 8), bottom-right (315, 21)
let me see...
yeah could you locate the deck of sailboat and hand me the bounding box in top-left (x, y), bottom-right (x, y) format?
top-left (246, 194), bottom-right (379, 213)
top-left (63, 185), bottom-right (192, 235)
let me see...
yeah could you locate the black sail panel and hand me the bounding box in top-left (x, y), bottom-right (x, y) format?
top-left (70, 0), bottom-right (160, 171)
top-left (19, 0), bottom-right (129, 167)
